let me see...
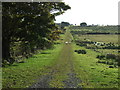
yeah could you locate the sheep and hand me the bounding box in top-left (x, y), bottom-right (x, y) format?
top-left (65, 41), bottom-right (71, 44)
top-left (65, 41), bottom-right (68, 44)
top-left (94, 42), bottom-right (105, 46)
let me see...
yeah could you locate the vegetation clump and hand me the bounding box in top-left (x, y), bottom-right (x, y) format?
top-left (96, 54), bottom-right (119, 67)
top-left (96, 55), bottom-right (105, 60)
top-left (74, 50), bottom-right (87, 54)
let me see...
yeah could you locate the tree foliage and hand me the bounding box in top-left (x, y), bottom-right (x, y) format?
top-left (2, 2), bottom-right (71, 65)
top-left (80, 22), bottom-right (87, 27)
top-left (61, 21), bottom-right (70, 30)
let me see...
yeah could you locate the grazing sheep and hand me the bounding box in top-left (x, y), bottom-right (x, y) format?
top-left (65, 41), bottom-right (71, 44)
top-left (94, 42), bottom-right (105, 46)
top-left (65, 42), bottom-right (68, 44)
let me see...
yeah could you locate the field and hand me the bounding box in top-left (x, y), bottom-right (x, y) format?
top-left (73, 43), bottom-right (118, 88)
top-left (70, 26), bottom-right (119, 88)
top-left (71, 26), bottom-right (119, 54)
top-left (75, 34), bottom-right (119, 55)
top-left (2, 26), bottom-right (119, 89)
top-left (77, 34), bottom-right (119, 44)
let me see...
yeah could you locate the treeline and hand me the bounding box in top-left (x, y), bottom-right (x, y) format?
top-left (2, 2), bottom-right (70, 66)
top-left (86, 32), bottom-right (120, 34)
top-left (70, 26), bottom-right (118, 33)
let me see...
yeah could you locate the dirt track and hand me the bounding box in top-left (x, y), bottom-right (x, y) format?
top-left (29, 30), bottom-right (82, 88)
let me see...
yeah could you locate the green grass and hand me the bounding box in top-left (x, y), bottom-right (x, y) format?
top-left (0, 68), bottom-right (2, 90)
top-left (70, 27), bottom-right (119, 88)
top-left (97, 49), bottom-right (119, 55)
top-left (2, 43), bottom-right (63, 88)
top-left (72, 43), bottom-right (119, 88)
top-left (77, 34), bottom-right (119, 44)
top-left (49, 30), bottom-right (75, 88)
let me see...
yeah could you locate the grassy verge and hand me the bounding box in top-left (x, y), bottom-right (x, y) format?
top-left (49, 44), bottom-right (74, 88)
top-left (49, 30), bottom-right (74, 88)
top-left (72, 43), bottom-right (118, 88)
top-left (2, 42), bottom-right (63, 88)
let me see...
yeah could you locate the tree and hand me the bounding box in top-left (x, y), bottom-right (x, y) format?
top-left (61, 21), bottom-right (70, 30)
top-left (80, 22), bottom-right (87, 27)
top-left (2, 2), bottom-right (71, 65)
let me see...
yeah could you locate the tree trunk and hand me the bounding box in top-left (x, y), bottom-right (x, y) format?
top-left (2, 38), bottom-right (10, 61)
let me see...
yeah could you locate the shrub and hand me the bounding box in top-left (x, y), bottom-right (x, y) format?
top-left (109, 66), bottom-right (114, 68)
top-left (76, 43), bottom-right (80, 46)
top-left (113, 62), bottom-right (118, 67)
top-left (77, 50), bottom-right (87, 54)
top-left (106, 61), bottom-right (114, 65)
top-left (103, 45), bottom-right (120, 49)
top-left (74, 50), bottom-right (78, 52)
top-left (97, 60), bottom-right (106, 64)
top-left (118, 62), bottom-right (120, 66)
top-left (106, 54), bottom-right (116, 59)
top-left (54, 42), bottom-right (61, 44)
top-left (115, 55), bottom-right (120, 62)
top-left (74, 49), bottom-right (87, 54)
top-left (76, 43), bottom-right (87, 47)
top-left (96, 55), bottom-right (105, 60)
top-left (86, 46), bottom-right (96, 49)
top-left (79, 43), bottom-right (87, 46)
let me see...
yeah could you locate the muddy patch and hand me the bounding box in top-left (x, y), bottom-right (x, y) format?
top-left (29, 74), bottom-right (53, 88)
top-left (63, 73), bottom-right (82, 88)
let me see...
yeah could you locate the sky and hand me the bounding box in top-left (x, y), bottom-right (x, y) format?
top-left (55, 0), bottom-right (120, 25)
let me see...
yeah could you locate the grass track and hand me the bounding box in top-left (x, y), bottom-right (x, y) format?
top-left (48, 30), bottom-right (81, 88)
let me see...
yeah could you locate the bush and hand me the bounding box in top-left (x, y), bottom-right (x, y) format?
top-left (109, 66), bottom-right (114, 68)
top-left (115, 55), bottom-right (120, 62)
top-left (96, 55), bottom-right (105, 60)
top-left (74, 50), bottom-right (78, 52)
top-left (97, 60), bottom-right (106, 64)
top-left (97, 54), bottom-right (119, 66)
top-left (103, 45), bottom-right (120, 49)
top-left (74, 49), bottom-right (87, 54)
top-left (76, 43), bottom-right (87, 47)
top-left (106, 61), bottom-right (114, 65)
top-left (106, 54), bottom-right (116, 59)
top-left (79, 43), bottom-right (87, 46)
top-left (77, 50), bottom-right (87, 54)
